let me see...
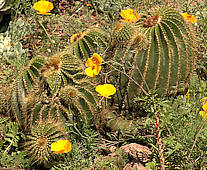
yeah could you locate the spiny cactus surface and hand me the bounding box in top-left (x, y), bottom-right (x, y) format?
top-left (69, 29), bottom-right (107, 61)
top-left (41, 51), bottom-right (85, 93)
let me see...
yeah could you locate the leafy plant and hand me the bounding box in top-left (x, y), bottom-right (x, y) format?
top-left (0, 116), bottom-right (32, 169)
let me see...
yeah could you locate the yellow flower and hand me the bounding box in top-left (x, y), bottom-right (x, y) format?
top-left (86, 4), bottom-right (92, 7)
top-left (96, 84), bottom-right (116, 98)
top-left (120, 9), bottom-right (139, 23)
top-left (33, 0), bottom-right (54, 15)
top-left (51, 139), bottom-right (71, 153)
top-left (70, 33), bottom-right (82, 43)
top-left (180, 13), bottom-right (197, 24)
top-left (85, 53), bottom-right (103, 77)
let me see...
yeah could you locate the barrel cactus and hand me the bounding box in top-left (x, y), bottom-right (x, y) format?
top-left (59, 83), bottom-right (98, 125)
top-left (41, 51), bottom-right (85, 93)
top-left (23, 118), bottom-right (66, 166)
top-left (109, 7), bottom-right (198, 111)
top-left (41, 51), bottom-right (98, 124)
top-left (8, 50), bottom-right (98, 129)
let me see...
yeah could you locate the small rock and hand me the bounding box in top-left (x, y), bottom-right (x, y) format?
top-left (121, 143), bottom-right (152, 162)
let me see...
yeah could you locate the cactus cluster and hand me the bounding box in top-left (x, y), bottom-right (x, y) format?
top-left (0, 5), bottom-right (200, 167)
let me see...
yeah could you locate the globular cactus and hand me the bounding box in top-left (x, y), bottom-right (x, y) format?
top-left (109, 7), bottom-right (198, 111)
top-left (59, 83), bottom-right (98, 125)
top-left (69, 29), bottom-right (107, 61)
top-left (24, 95), bottom-right (71, 130)
top-left (41, 51), bottom-right (85, 93)
top-left (134, 7), bottom-right (198, 95)
top-left (8, 50), bottom-right (98, 129)
top-left (112, 22), bottom-right (136, 44)
top-left (23, 118), bottom-right (66, 166)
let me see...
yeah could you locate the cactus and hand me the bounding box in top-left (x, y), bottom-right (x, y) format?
top-left (40, 51), bottom-right (98, 124)
top-left (59, 83), bottom-right (98, 125)
top-left (23, 118), bottom-right (66, 166)
top-left (69, 29), bottom-right (107, 61)
top-left (134, 7), bottom-right (198, 95)
top-left (24, 94), bottom-right (71, 130)
top-left (109, 7), bottom-right (198, 111)
top-left (41, 51), bottom-right (85, 93)
top-left (112, 22), bottom-right (136, 44)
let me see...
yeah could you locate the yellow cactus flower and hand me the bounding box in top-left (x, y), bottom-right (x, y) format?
top-left (70, 33), bottom-right (82, 43)
top-left (86, 4), bottom-right (92, 7)
top-left (180, 13), bottom-right (197, 24)
top-left (33, 0), bottom-right (54, 15)
top-left (51, 139), bottom-right (71, 153)
top-left (96, 84), bottom-right (116, 98)
top-left (85, 53), bottom-right (103, 77)
top-left (120, 9), bottom-right (139, 23)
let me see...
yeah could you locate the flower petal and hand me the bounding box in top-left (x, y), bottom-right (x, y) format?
top-left (51, 141), bottom-right (63, 152)
top-left (96, 84), bottom-right (116, 98)
top-left (64, 140), bottom-right (72, 153)
top-left (200, 97), bottom-right (207, 106)
top-left (85, 58), bottom-right (93, 67)
top-left (120, 9), bottom-right (139, 23)
top-left (92, 53), bottom-right (103, 64)
top-left (37, 11), bottom-right (51, 15)
top-left (202, 103), bottom-right (207, 111)
top-left (180, 13), bottom-right (197, 24)
top-left (104, 84), bottom-right (116, 94)
top-left (70, 33), bottom-right (82, 43)
top-left (85, 67), bottom-right (95, 77)
top-left (93, 65), bottom-right (101, 75)
top-left (33, 1), bottom-right (54, 14)
top-left (51, 139), bottom-right (71, 153)
top-left (199, 111), bottom-right (207, 118)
